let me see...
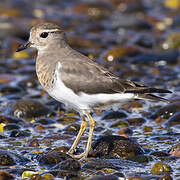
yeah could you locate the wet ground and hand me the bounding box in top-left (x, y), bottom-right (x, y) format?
top-left (0, 0), bottom-right (180, 179)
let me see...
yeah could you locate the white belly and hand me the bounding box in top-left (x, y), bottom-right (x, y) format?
top-left (48, 62), bottom-right (135, 111)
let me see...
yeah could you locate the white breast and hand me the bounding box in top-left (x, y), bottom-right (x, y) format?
top-left (48, 62), bottom-right (135, 111)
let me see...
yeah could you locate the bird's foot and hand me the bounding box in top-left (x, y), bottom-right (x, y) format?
top-left (67, 148), bottom-right (76, 155)
top-left (68, 151), bottom-right (88, 160)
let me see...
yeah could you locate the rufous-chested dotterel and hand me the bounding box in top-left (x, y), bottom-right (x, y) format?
top-left (16, 22), bottom-right (172, 159)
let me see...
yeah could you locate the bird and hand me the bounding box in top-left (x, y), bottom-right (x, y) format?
top-left (16, 22), bottom-right (172, 159)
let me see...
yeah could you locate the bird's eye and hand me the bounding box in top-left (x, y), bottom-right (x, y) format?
top-left (40, 32), bottom-right (48, 38)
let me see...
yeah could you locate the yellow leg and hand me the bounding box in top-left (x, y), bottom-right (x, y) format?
top-left (71, 110), bottom-right (95, 159)
top-left (68, 115), bottom-right (87, 155)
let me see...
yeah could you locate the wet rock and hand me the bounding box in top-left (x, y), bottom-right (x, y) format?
top-left (151, 102), bottom-right (180, 120)
top-left (9, 129), bottom-right (31, 137)
top-left (37, 148), bottom-right (72, 167)
top-left (151, 162), bottom-right (172, 175)
top-left (64, 123), bottom-right (80, 133)
top-left (36, 118), bottom-right (55, 125)
top-left (56, 170), bottom-right (78, 179)
top-left (0, 85), bottom-right (21, 95)
top-left (111, 120), bottom-right (129, 128)
top-left (9, 98), bottom-right (51, 118)
top-left (131, 50), bottom-right (180, 65)
top-left (126, 117), bottom-right (146, 126)
top-left (127, 155), bottom-right (152, 164)
top-left (4, 123), bottom-right (21, 131)
top-left (30, 174), bottom-right (43, 180)
top-left (101, 110), bottom-right (127, 120)
top-left (52, 159), bottom-right (81, 171)
top-left (0, 171), bottom-right (14, 180)
top-left (90, 135), bottom-right (144, 158)
top-left (118, 127), bottom-right (133, 136)
top-left (164, 112), bottom-right (180, 127)
top-left (150, 151), bottom-right (170, 157)
top-left (87, 175), bottom-right (119, 180)
top-left (18, 78), bottom-right (38, 89)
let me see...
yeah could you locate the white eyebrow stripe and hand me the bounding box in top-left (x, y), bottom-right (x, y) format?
top-left (44, 29), bottom-right (61, 33)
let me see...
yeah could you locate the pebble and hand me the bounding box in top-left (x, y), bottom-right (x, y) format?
top-left (9, 98), bottom-right (51, 119)
top-left (151, 162), bottom-right (172, 175)
top-left (90, 135), bottom-right (144, 158)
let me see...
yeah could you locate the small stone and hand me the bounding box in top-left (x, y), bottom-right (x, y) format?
top-left (18, 78), bottom-right (38, 89)
top-left (111, 120), bottom-right (129, 128)
top-left (101, 110), bottom-right (127, 120)
top-left (118, 127), bottom-right (133, 136)
top-left (151, 162), bottom-right (172, 175)
top-left (37, 148), bottom-right (71, 167)
top-left (9, 98), bottom-right (51, 119)
top-left (9, 129), bottom-right (31, 137)
top-left (126, 118), bottom-right (146, 126)
top-left (90, 135), bottom-right (144, 158)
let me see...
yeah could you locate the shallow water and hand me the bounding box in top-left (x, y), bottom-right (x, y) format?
top-left (0, 0), bottom-right (180, 179)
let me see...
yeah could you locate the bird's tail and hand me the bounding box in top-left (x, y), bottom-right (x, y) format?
top-left (136, 93), bottom-right (170, 103)
top-left (125, 88), bottom-right (172, 103)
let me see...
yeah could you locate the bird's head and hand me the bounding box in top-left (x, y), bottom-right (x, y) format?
top-left (16, 22), bottom-right (66, 52)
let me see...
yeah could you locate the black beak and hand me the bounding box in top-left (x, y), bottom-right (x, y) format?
top-left (16, 41), bottom-right (32, 52)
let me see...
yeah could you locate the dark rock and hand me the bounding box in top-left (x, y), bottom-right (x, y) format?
top-left (151, 162), bottom-right (172, 175)
top-left (101, 110), bottom-right (127, 120)
top-left (87, 175), bottom-right (119, 180)
top-left (90, 135), bottom-right (144, 158)
top-left (36, 118), bottom-right (55, 125)
top-left (152, 102), bottom-right (180, 120)
top-left (159, 174), bottom-right (173, 180)
top-left (111, 120), bottom-right (129, 128)
top-left (30, 174), bottom-right (43, 180)
top-left (37, 148), bottom-right (72, 167)
top-left (127, 155), bottom-right (152, 164)
top-left (64, 123), bottom-right (80, 133)
top-left (53, 159), bottom-right (81, 171)
top-left (126, 118), bottom-right (146, 126)
top-left (18, 78), bottom-right (38, 89)
top-left (9, 129), bottom-right (31, 137)
top-left (9, 98), bottom-right (51, 118)
top-left (4, 123), bottom-right (21, 131)
top-left (118, 127), bottom-right (133, 136)
top-left (164, 112), bottom-right (180, 127)
top-left (56, 170), bottom-right (78, 179)
top-left (150, 151), bottom-right (170, 157)
top-left (0, 171), bottom-right (14, 180)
